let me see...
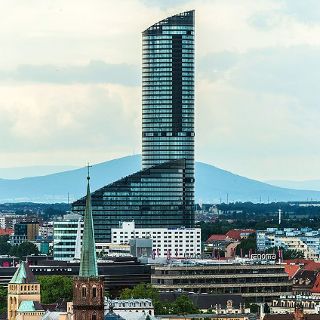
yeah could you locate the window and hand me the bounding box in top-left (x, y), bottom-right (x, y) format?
top-left (92, 287), bottom-right (97, 298)
top-left (82, 286), bottom-right (87, 298)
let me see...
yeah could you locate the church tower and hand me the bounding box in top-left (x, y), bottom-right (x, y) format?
top-left (73, 168), bottom-right (105, 320)
top-left (7, 262), bottom-right (42, 320)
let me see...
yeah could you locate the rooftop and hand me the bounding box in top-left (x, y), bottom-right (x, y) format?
top-left (17, 301), bottom-right (44, 312)
top-left (9, 261), bottom-right (37, 284)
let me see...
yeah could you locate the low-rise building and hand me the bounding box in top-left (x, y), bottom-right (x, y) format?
top-left (257, 228), bottom-right (320, 261)
top-left (53, 214), bottom-right (130, 261)
top-left (270, 295), bottom-right (320, 314)
top-left (158, 314), bottom-right (256, 320)
top-left (10, 222), bottom-right (39, 246)
top-left (105, 298), bottom-right (154, 316)
top-left (53, 213), bottom-right (83, 261)
top-left (151, 259), bottom-right (292, 303)
top-left (111, 221), bottom-right (201, 258)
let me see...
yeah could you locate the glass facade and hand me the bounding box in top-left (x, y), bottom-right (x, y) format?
top-left (73, 159), bottom-right (188, 242)
top-left (142, 10), bottom-right (195, 227)
top-left (72, 11), bottom-right (195, 243)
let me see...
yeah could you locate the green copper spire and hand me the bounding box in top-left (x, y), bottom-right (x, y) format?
top-left (10, 261), bottom-right (37, 284)
top-left (79, 164), bottom-right (98, 277)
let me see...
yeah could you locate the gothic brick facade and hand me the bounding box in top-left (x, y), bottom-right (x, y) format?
top-left (73, 276), bottom-right (104, 320)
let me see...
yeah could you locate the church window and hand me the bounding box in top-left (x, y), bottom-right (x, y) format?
top-left (82, 286), bottom-right (87, 298)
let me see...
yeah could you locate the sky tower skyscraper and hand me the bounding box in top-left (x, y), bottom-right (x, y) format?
top-left (72, 11), bottom-right (195, 243)
top-left (142, 10), bottom-right (195, 215)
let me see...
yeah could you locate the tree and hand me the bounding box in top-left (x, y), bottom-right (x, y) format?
top-left (0, 235), bottom-right (11, 255)
top-left (9, 242), bottom-right (39, 259)
top-left (282, 249), bottom-right (304, 260)
top-left (235, 233), bottom-right (257, 256)
top-left (120, 283), bottom-right (160, 301)
top-left (266, 247), bottom-right (304, 260)
top-left (119, 284), bottom-right (198, 315)
top-left (0, 286), bottom-right (7, 313)
top-left (37, 276), bottom-right (73, 304)
top-left (169, 295), bottom-right (199, 315)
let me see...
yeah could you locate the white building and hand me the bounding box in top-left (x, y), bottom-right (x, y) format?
top-left (105, 298), bottom-right (154, 317)
top-left (111, 221), bottom-right (201, 258)
top-left (39, 221), bottom-right (53, 239)
top-left (53, 213), bottom-right (83, 261)
top-left (257, 228), bottom-right (320, 261)
top-left (53, 213), bottom-right (130, 261)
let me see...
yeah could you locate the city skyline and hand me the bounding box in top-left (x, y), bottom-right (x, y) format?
top-left (0, 0), bottom-right (319, 182)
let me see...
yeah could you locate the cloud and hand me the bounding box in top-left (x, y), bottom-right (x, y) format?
top-left (0, 83), bottom-right (141, 166)
top-left (0, 61), bottom-right (139, 85)
top-left (199, 46), bottom-right (320, 109)
top-left (1, 0), bottom-right (320, 181)
top-left (281, 0), bottom-right (320, 24)
top-left (140, 0), bottom-right (191, 9)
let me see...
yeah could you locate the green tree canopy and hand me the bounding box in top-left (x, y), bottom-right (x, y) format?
top-left (235, 233), bottom-right (257, 256)
top-left (9, 242), bottom-right (39, 259)
top-left (169, 294), bottom-right (199, 315)
top-left (0, 286), bottom-right (7, 313)
top-left (0, 235), bottom-right (11, 255)
top-left (120, 284), bottom-right (198, 315)
top-left (38, 275), bottom-right (73, 304)
top-left (266, 247), bottom-right (304, 259)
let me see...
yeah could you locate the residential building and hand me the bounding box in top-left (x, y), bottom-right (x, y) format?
top-left (205, 235), bottom-right (239, 258)
top-left (10, 222), bottom-right (39, 246)
top-left (0, 214), bottom-right (27, 230)
top-left (112, 221), bottom-right (201, 258)
top-left (270, 295), bottom-right (320, 315)
top-left (72, 10), bottom-right (196, 243)
top-left (151, 259), bottom-right (292, 302)
top-left (257, 228), bottom-right (320, 261)
top-left (225, 229), bottom-right (255, 241)
top-left (39, 222), bottom-right (53, 239)
top-left (158, 314), bottom-right (256, 320)
top-left (105, 299), bottom-right (154, 316)
top-left (292, 270), bottom-right (318, 295)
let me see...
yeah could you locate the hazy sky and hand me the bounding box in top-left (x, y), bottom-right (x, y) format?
top-left (0, 0), bottom-right (319, 181)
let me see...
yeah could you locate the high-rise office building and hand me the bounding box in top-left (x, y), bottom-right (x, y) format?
top-left (72, 11), bottom-right (195, 243)
top-left (142, 10), bottom-right (195, 219)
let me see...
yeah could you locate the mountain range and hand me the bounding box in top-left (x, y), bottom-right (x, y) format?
top-left (0, 155), bottom-right (319, 203)
top-left (266, 180), bottom-right (320, 192)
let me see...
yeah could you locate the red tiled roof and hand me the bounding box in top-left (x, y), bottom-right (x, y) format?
top-left (264, 314), bottom-right (320, 319)
top-left (225, 229), bottom-right (255, 240)
top-left (311, 273), bottom-right (320, 293)
top-left (284, 264), bottom-right (300, 279)
top-left (0, 228), bottom-right (13, 235)
top-left (284, 259), bottom-right (320, 271)
top-left (206, 234), bottom-right (227, 243)
top-left (304, 262), bottom-right (320, 271)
